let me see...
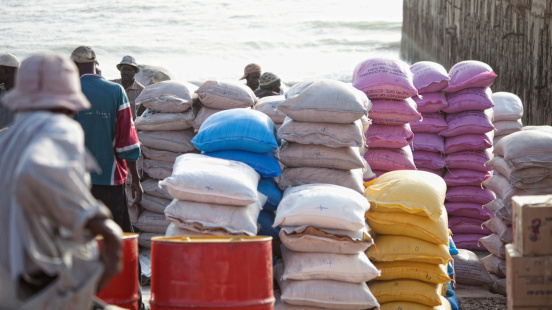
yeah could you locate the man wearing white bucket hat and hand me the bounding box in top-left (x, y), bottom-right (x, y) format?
top-left (111, 55), bottom-right (145, 119)
top-left (0, 52), bottom-right (20, 129)
top-left (0, 53), bottom-right (124, 309)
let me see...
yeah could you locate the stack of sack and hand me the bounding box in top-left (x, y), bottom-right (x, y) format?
top-left (254, 95), bottom-right (286, 130)
top-left (364, 170), bottom-right (453, 309)
top-left (193, 80), bottom-right (258, 130)
top-left (352, 58), bottom-right (421, 178)
top-left (482, 126), bottom-right (552, 295)
top-left (409, 61), bottom-right (450, 177)
top-left (274, 183), bottom-right (380, 309)
top-left (451, 249), bottom-right (495, 293)
top-left (441, 60), bottom-right (498, 251)
top-left (491, 92), bottom-right (524, 145)
top-left (131, 80), bottom-right (199, 248)
top-left (275, 79), bottom-right (373, 195)
top-left (161, 108), bottom-right (281, 238)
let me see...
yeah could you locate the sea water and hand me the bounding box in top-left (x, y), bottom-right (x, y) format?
top-left (1, 0), bottom-right (402, 84)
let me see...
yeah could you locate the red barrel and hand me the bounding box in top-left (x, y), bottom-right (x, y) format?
top-left (96, 233), bottom-right (140, 310)
top-left (150, 236), bottom-right (274, 310)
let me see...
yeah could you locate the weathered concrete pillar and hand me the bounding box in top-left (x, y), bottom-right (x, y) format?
top-left (401, 0), bottom-right (552, 126)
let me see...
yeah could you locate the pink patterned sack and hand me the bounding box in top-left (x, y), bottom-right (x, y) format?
top-left (353, 58), bottom-right (417, 100)
top-left (445, 150), bottom-right (493, 172)
top-left (449, 216), bottom-right (493, 235)
top-left (443, 88), bottom-right (494, 113)
top-left (412, 133), bottom-right (445, 153)
top-left (369, 98), bottom-right (421, 125)
top-left (365, 123), bottom-right (414, 149)
top-left (439, 109), bottom-right (494, 137)
top-left (444, 169), bottom-right (492, 186)
top-left (363, 146), bottom-right (416, 171)
top-left (410, 61), bottom-right (450, 94)
top-left (446, 186), bottom-right (496, 204)
top-left (410, 112), bottom-right (448, 134)
top-left (413, 151), bottom-right (445, 169)
top-left (443, 131), bottom-right (494, 154)
top-left (452, 233), bottom-right (488, 251)
top-left (446, 202), bottom-right (494, 220)
top-left (413, 92), bottom-right (448, 113)
top-left (417, 167), bottom-right (444, 177)
top-left (444, 60), bottom-right (497, 93)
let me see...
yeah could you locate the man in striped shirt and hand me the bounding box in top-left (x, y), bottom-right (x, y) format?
top-left (72, 46), bottom-right (143, 233)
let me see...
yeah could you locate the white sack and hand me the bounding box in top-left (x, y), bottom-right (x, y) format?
top-left (138, 129), bottom-right (195, 153)
top-left (135, 108), bottom-right (194, 131)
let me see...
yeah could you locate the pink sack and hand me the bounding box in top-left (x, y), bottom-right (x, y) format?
top-left (410, 112), bottom-right (448, 134)
top-left (444, 60), bottom-right (497, 93)
top-left (446, 186), bottom-right (496, 204)
top-left (417, 167), bottom-right (444, 177)
top-left (413, 92), bottom-right (448, 113)
top-left (369, 98), bottom-right (421, 125)
top-left (353, 58), bottom-right (417, 100)
top-left (444, 169), bottom-right (492, 186)
top-left (449, 216), bottom-right (493, 235)
top-left (410, 61), bottom-right (450, 93)
top-left (412, 133), bottom-right (445, 153)
top-left (413, 151), bottom-right (445, 169)
top-left (444, 131), bottom-right (494, 154)
top-left (452, 233), bottom-right (488, 251)
top-left (443, 88), bottom-right (494, 113)
top-left (365, 123), bottom-right (414, 149)
top-left (439, 109), bottom-right (494, 137)
top-left (363, 146), bottom-right (416, 171)
top-left (446, 202), bottom-right (494, 220)
top-left (445, 150), bottom-right (493, 172)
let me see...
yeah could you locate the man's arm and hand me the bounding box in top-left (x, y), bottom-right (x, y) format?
top-left (126, 160), bottom-right (143, 207)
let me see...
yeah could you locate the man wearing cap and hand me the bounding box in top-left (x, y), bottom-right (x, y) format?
top-left (111, 56), bottom-right (145, 119)
top-left (0, 52), bottom-right (20, 129)
top-left (255, 72), bottom-right (282, 99)
top-left (71, 46), bottom-right (143, 234)
top-left (0, 52), bottom-right (123, 309)
top-left (240, 63), bottom-right (261, 91)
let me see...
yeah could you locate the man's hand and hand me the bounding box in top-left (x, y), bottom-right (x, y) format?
top-left (86, 217), bottom-right (123, 291)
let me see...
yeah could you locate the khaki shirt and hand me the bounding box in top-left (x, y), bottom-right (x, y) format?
top-left (111, 79), bottom-right (145, 119)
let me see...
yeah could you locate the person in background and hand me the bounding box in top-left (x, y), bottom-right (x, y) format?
top-left (71, 46), bottom-right (143, 233)
top-left (255, 72), bottom-right (281, 98)
top-left (111, 56), bottom-right (145, 119)
top-left (240, 63), bottom-right (261, 91)
top-left (0, 53), bottom-right (20, 129)
top-left (0, 53), bottom-right (123, 310)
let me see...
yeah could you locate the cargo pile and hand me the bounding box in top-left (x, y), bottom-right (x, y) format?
top-left (491, 92), bottom-right (524, 144)
top-left (352, 58), bottom-right (420, 178)
top-left (409, 61), bottom-right (450, 177)
top-left (441, 60), bottom-right (497, 251)
top-left (364, 170), bottom-right (453, 309)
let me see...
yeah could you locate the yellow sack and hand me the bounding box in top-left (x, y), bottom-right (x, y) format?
top-left (366, 209), bottom-right (450, 245)
top-left (380, 296), bottom-right (451, 310)
top-left (369, 279), bottom-right (443, 307)
top-left (364, 170), bottom-right (446, 222)
top-left (374, 261), bottom-right (451, 284)
top-left (366, 235), bottom-right (452, 265)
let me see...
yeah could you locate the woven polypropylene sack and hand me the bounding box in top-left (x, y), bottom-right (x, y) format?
top-left (203, 149), bottom-right (281, 177)
top-left (443, 87), bottom-right (493, 114)
top-left (452, 249), bottom-right (493, 285)
top-left (279, 225), bottom-right (372, 255)
top-left (352, 58), bottom-right (417, 100)
top-left (374, 261), bottom-right (451, 284)
top-left (369, 280), bottom-right (444, 307)
top-left (135, 80), bottom-right (198, 113)
top-left (492, 92), bottom-right (523, 121)
top-left (254, 95), bottom-right (286, 124)
top-left (444, 60), bottom-right (497, 93)
top-left (277, 167), bottom-right (365, 195)
top-left (368, 98), bottom-right (421, 125)
top-left (410, 61), bottom-right (450, 94)
top-left (135, 108), bottom-right (195, 131)
top-left (277, 141), bottom-right (366, 170)
top-left (138, 129), bottom-right (195, 153)
top-left (365, 123), bottom-right (413, 149)
top-left (366, 235), bottom-right (451, 265)
top-left (278, 117), bottom-right (364, 148)
top-left (195, 80), bottom-right (257, 109)
top-left (413, 92), bottom-right (448, 113)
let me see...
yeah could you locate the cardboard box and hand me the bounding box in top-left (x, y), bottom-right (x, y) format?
top-left (506, 244), bottom-right (552, 308)
top-left (512, 195), bottom-right (552, 256)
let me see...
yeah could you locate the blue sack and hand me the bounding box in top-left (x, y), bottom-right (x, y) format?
top-left (449, 236), bottom-right (459, 255)
top-left (445, 282), bottom-right (460, 310)
top-left (257, 177), bottom-right (283, 208)
top-left (192, 109), bottom-right (279, 153)
top-left (257, 210), bottom-right (280, 238)
top-left (203, 150), bottom-right (281, 177)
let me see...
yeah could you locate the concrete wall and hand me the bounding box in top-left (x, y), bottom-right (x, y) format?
top-left (401, 0), bottom-right (552, 125)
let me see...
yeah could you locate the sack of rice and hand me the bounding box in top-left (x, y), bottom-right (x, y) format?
top-left (134, 210), bottom-right (170, 234)
top-left (410, 61), bottom-right (450, 94)
top-left (494, 119), bottom-right (522, 136)
top-left (279, 225), bottom-right (372, 255)
top-left (195, 80), bottom-right (257, 109)
top-left (369, 98), bottom-right (421, 125)
top-left (135, 80), bottom-right (198, 113)
top-left (412, 133), bottom-right (444, 153)
top-left (352, 58), bottom-right (417, 100)
top-left (444, 149), bottom-right (493, 172)
top-left (277, 167), bottom-right (366, 194)
top-left (254, 95), bottom-right (287, 124)
top-left (192, 106), bottom-right (225, 130)
top-left (143, 159), bottom-right (173, 180)
top-left (365, 123), bottom-right (413, 149)
top-left (439, 109), bottom-right (494, 137)
top-left (443, 169), bottom-right (491, 187)
top-left (138, 129), bottom-right (195, 153)
top-left (451, 233), bottom-right (488, 251)
top-left (257, 177), bottom-right (283, 210)
top-left (446, 186), bottom-right (495, 205)
top-left (366, 235), bottom-right (451, 265)
top-left (412, 92), bottom-right (448, 113)
top-left (443, 131), bottom-right (493, 154)
top-left (159, 153), bottom-right (260, 206)
top-left (135, 108), bottom-right (194, 131)
top-left (374, 261), bottom-right (451, 284)
top-left (277, 141), bottom-right (366, 170)
top-left (140, 193), bottom-right (171, 213)
top-left (203, 149), bottom-right (281, 177)
top-left (448, 216), bottom-right (492, 235)
top-left (481, 254), bottom-right (506, 278)
top-left (492, 92), bottom-right (523, 121)
top-left (410, 112), bottom-right (448, 134)
top-left (278, 79), bottom-right (369, 123)
top-left (363, 146), bottom-right (416, 171)
top-left (443, 87), bottom-right (493, 113)
top-left (445, 202), bottom-right (494, 221)
top-left (444, 60), bottom-right (497, 93)
top-left (369, 280), bottom-right (444, 307)
top-left (413, 151), bottom-right (446, 170)
top-left (452, 249), bottom-right (493, 285)
top-left (141, 145), bottom-right (181, 163)
top-left (278, 117), bottom-right (364, 148)
top-left (494, 129), bottom-right (552, 170)
top-left (141, 179), bottom-right (172, 200)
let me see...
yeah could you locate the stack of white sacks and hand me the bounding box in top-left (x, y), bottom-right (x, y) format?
top-left (161, 108), bottom-right (280, 238)
top-left (193, 80), bottom-right (258, 130)
top-left (352, 58), bottom-right (420, 179)
top-left (491, 92), bottom-right (524, 144)
top-left (440, 61), bottom-right (498, 251)
top-left (274, 184), bottom-right (380, 309)
top-left (275, 79), bottom-right (373, 194)
top-left (131, 81), bottom-right (199, 248)
top-left (409, 61), bottom-right (450, 177)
